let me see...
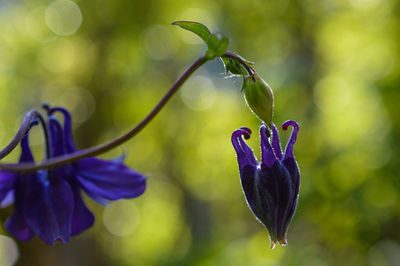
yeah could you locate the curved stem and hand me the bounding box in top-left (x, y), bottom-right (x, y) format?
top-left (0, 55), bottom-right (208, 172)
top-left (0, 110), bottom-right (49, 160)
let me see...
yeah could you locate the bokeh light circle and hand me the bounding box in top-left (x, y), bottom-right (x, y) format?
top-left (103, 200), bottom-right (141, 237)
top-left (180, 76), bottom-right (216, 111)
top-left (0, 235), bottom-right (19, 266)
top-left (26, 6), bottom-right (57, 42)
top-left (45, 0), bottom-right (83, 36)
top-left (142, 25), bottom-right (176, 60)
top-left (313, 76), bottom-right (351, 114)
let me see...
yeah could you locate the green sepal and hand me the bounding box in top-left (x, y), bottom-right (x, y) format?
top-left (222, 57), bottom-right (247, 76)
top-left (206, 32), bottom-right (229, 59)
top-left (172, 21), bottom-right (211, 42)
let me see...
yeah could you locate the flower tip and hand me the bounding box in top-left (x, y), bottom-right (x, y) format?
top-left (282, 120), bottom-right (299, 131)
top-left (239, 127), bottom-right (252, 139)
top-left (232, 127), bottom-right (252, 140)
top-left (260, 124), bottom-right (271, 138)
top-left (29, 118), bottom-right (39, 127)
top-left (42, 102), bottom-right (51, 112)
top-left (279, 236), bottom-right (288, 246)
top-left (48, 115), bottom-right (59, 123)
top-left (54, 237), bottom-right (67, 245)
top-left (270, 240), bottom-right (276, 250)
top-left (239, 127), bottom-right (251, 134)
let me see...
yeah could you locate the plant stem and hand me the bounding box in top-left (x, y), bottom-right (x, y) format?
top-left (0, 55), bottom-right (208, 172)
top-left (0, 110), bottom-right (50, 160)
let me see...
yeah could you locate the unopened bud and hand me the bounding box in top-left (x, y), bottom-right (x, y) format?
top-left (242, 74), bottom-right (274, 127)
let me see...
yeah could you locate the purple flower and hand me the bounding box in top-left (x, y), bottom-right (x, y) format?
top-left (0, 107), bottom-right (146, 245)
top-left (231, 121), bottom-right (300, 248)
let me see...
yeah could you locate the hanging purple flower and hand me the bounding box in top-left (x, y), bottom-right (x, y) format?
top-left (0, 107), bottom-right (146, 245)
top-left (0, 125), bottom-right (75, 244)
top-left (231, 121), bottom-right (300, 248)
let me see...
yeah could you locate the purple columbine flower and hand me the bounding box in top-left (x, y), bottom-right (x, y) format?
top-left (0, 107), bottom-right (146, 245)
top-left (231, 121), bottom-right (300, 249)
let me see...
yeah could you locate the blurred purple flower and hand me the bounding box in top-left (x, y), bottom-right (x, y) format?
top-left (0, 107), bottom-right (146, 245)
top-left (231, 121), bottom-right (300, 248)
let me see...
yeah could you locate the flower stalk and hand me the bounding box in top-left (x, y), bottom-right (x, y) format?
top-left (0, 50), bottom-right (256, 173)
top-left (0, 110), bottom-right (50, 160)
top-left (0, 55), bottom-right (209, 172)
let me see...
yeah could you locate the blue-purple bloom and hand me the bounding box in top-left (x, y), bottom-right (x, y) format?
top-left (0, 107), bottom-right (146, 245)
top-left (231, 121), bottom-right (300, 248)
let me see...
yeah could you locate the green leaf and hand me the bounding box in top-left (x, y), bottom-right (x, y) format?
top-left (206, 32), bottom-right (229, 59)
top-left (171, 21), bottom-right (211, 42)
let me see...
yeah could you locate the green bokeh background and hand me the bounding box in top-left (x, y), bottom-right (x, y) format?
top-left (0, 0), bottom-right (399, 265)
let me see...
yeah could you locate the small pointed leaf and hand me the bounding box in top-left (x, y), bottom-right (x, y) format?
top-left (172, 21), bottom-right (211, 42)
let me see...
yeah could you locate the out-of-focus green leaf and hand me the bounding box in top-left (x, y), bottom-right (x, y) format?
top-left (172, 21), bottom-right (211, 42)
top-left (206, 32), bottom-right (229, 59)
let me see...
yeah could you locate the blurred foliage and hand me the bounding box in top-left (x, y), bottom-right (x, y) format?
top-left (0, 0), bottom-right (400, 265)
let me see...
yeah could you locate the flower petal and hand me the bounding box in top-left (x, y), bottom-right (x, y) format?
top-left (6, 207), bottom-right (34, 242)
top-left (265, 162), bottom-right (293, 242)
top-left (48, 116), bottom-right (66, 157)
top-left (5, 134), bottom-right (36, 241)
top-left (282, 120), bottom-right (299, 159)
top-left (231, 128), bottom-right (258, 170)
top-left (281, 157), bottom-right (300, 239)
top-left (282, 158), bottom-right (300, 200)
top-left (5, 175), bottom-right (34, 242)
top-left (70, 181), bottom-right (94, 236)
top-left (23, 173), bottom-right (74, 245)
top-left (49, 107), bottom-right (76, 153)
top-left (19, 133), bottom-right (34, 163)
top-left (240, 164), bottom-right (277, 244)
top-left (260, 124), bottom-right (276, 167)
top-left (252, 162), bottom-right (293, 245)
top-left (0, 191), bottom-right (14, 208)
top-left (0, 171), bottom-right (16, 206)
top-left (75, 158), bottom-right (146, 202)
top-left (271, 123), bottom-right (283, 160)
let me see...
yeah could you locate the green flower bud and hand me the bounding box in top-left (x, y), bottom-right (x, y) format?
top-left (242, 74), bottom-right (274, 127)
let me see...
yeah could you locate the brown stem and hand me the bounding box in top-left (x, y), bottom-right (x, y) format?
top-left (0, 110), bottom-right (49, 160)
top-left (0, 55), bottom-right (208, 172)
